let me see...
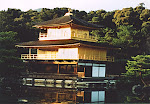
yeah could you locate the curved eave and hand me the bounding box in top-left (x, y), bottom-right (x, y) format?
top-left (15, 43), bottom-right (80, 49)
top-left (33, 23), bottom-right (102, 30)
top-left (80, 43), bottom-right (120, 50)
top-left (16, 42), bottom-right (120, 50)
top-left (33, 24), bottom-right (71, 29)
top-left (71, 23), bottom-right (102, 30)
top-left (33, 21), bottom-right (72, 28)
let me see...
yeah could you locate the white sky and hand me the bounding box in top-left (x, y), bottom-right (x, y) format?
top-left (0, 0), bottom-right (150, 12)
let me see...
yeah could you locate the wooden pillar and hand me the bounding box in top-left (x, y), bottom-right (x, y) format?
top-left (29, 48), bottom-right (31, 59)
top-left (32, 78), bottom-right (34, 87)
top-left (74, 92), bottom-right (77, 103)
top-left (56, 92), bottom-right (58, 102)
top-left (57, 64), bottom-right (59, 74)
top-left (74, 64), bottom-right (77, 74)
top-left (84, 67), bottom-right (85, 77)
top-left (82, 91), bottom-right (84, 101)
top-left (74, 67), bottom-right (76, 74)
top-left (76, 64), bottom-right (78, 74)
top-left (29, 48), bottom-right (31, 54)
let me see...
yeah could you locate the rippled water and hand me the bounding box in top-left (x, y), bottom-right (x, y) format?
top-left (0, 86), bottom-right (150, 104)
top-left (0, 83), bottom-right (150, 104)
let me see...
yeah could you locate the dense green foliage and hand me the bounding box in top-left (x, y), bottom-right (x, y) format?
top-left (125, 55), bottom-right (150, 86)
top-left (0, 5), bottom-right (150, 78)
top-left (0, 31), bottom-right (24, 77)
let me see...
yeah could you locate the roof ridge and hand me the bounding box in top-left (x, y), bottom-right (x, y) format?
top-left (33, 15), bottom-right (103, 29)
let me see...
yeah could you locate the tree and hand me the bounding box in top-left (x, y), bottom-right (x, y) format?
top-left (0, 31), bottom-right (24, 78)
top-left (112, 25), bottom-right (141, 59)
top-left (113, 7), bottom-right (142, 29)
top-left (0, 9), bottom-right (22, 32)
top-left (125, 55), bottom-right (150, 86)
top-left (74, 10), bottom-right (87, 20)
top-left (103, 11), bottom-right (116, 28)
top-left (86, 11), bottom-right (96, 21)
top-left (91, 27), bottom-right (116, 44)
top-left (139, 3), bottom-right (145, 7)
top-left (140, 9), bottom-right (150, 21)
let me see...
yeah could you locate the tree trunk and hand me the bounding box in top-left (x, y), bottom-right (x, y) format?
top-left (139, 72), bottom-right (148, 87)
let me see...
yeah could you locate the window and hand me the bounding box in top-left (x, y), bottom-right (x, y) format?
top-left (72, 31), bottom-right (76, 37)
top-left (77, 66), bottom-right (84, 72)
top-left (83, 33), bottom-right (87, 38)
top-left (92, 66), bottom-right (106, 77)
top-left (91, 91), bottom-right (105, 102)
top-left (41, 29), bottom-right (47, 33)
top-left (64, 31), bottom-right (68, 37)
top-left (59, 65), bottom-right (76, 74)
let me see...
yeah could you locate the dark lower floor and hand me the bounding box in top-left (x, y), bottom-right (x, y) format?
top-left (25, 60), bottom-right (107, 78)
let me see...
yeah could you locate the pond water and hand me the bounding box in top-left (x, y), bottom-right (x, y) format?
top-left (0, 82), bottom-right (150, 104)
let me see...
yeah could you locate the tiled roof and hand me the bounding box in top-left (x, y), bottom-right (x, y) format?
top-left (16, 40), bottom-right (79, 46)
top-left (34, 15), bottom-right (103, 29)
top-left (16, 39), bottom-right (116, 49)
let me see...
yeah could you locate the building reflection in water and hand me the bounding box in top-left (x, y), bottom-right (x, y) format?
top-left (19, 83), bottom-right (107, 104)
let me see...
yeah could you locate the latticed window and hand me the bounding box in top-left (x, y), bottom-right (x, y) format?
top-left (72, 31), bottom-right (76, 36)
top-left (83, 33), bottom-right (87, 38)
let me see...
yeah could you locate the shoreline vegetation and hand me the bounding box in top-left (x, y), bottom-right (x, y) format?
top-left (0, 4), bottom-right (150, 88)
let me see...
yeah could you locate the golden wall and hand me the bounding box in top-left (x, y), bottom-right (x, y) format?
top-left (71, 28), bottom-right (97, 42)
top-left (78, 47), bottom-right (107, 61)
top-left (37, 48), bottom-right (78, 60)
top-left (37, 47), bottom-right (107, 61)
top-left (39, 27), bottom-right (96, 42)
top-left (39, 27), bottom-right (71, 40)
top-left (71, 28), bottom-right (89, 38)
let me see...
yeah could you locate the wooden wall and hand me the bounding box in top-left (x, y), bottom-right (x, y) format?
top-left (39, 27), bottom-right (71, 40)
top-left (39, 27), bottom-right (96, 42)
top-left (37, 48), bottom-right (78, 60)
top-left (78, 46), bottom-right (107, 61)
top-left (37, 46), bottom-right (107, 61)
top-left (37, 49), bottom-right (58, 54)
top-left (71, 28), bottom-right (89, 38)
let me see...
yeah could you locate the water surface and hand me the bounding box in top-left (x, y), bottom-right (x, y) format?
top-left (1, 83), bottom-right (150, 104)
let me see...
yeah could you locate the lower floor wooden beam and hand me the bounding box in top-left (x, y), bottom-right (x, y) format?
top-left (57, 64), bottom-right (59, 74)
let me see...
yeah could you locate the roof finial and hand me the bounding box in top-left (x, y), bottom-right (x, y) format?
top-left (68, 8), bottom-right (72, 13)
top-left (64, 8), bottom-right (73, 16)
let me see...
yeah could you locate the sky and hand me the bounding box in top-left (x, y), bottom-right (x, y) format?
top-left (0, 0), bottom-right (150, 12)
